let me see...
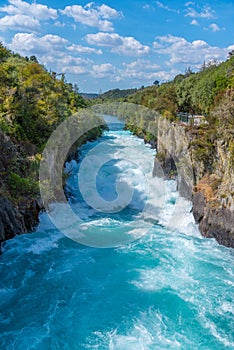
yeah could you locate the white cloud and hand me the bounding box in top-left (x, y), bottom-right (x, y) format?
top-left (85, 32), bottom-right (150, 56)
top-left (54, 21), bottom-right (65, 28)
top-left (119, 59), bottom-right (173, 84)
top-left (40, 54), bottom-right (92, 75)
top-left (90, 58), bottom-right (174, 85)
top-left (154, 34), bottom-right (182, 44)
top-left (61, 3), bottom-right (121, 32)
top-left (86, 32), bottom-right (122, 46)
top-left (190, 19), bottom-right (199, 26)
top-left (90, 61), bottom-right (161, 83)
top-left (156, 1), bottom-right (179, 13)
top-left (185, 5), bottom-right (215, 19)
top-left (91, 63), bottom-right (116, 78)
top-left (143, 4), bottom-right (151, 10)
top-left (0, 14), bottom-right (40, 32)
top-left (43, 53), bottom-right (90, 64)
top-left (58, 56), bottom-right (91, 74)
top-left (98, 4), bottom-right (121, 19)
top-left (10, 33), bottom-right (68, 55)
top-left (151, 70), bottom-right (175, 81)
top-left (208, 23), bottom-right (221, 32)
top-left (67, 44), bottom-right (102, 55)
top-left (0, 0), bottom-right (57, 20)
top-left (61, 66), bottom-right (87, 74)
top-left (118, 67), bottom-right (175, 85)
top-left (153, 34), bottom-right (230, 67)
top-left (123, 59), bottom-right (160, 71)
top-left (79, 58), bottom-right (173, 85)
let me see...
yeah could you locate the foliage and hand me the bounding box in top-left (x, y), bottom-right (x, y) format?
top-left (116, 56), bottom-right (234, 119)
top-left (7, 172), bottom-right (39, 197)
top-left (211, 89), bottom-right (234, 131)
top-left (96, 88), bottom-right (137, 102)
top-left (0, 43), bottom-right (104, 204)
top-left (127, 83), bottom-right (177, 116)
top-left (0, 44), bottom-right (87, 149)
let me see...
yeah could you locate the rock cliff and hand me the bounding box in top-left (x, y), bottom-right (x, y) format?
top-left (154, 117), bottom-right (234, 248)
top-left (0, 131), bottom-right (41, 248)
top-left (0, 195), bottom-right (41, 245)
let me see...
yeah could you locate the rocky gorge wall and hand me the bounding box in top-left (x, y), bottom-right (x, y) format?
top-left (0, 120), bottom-right (104, 248)
top-left (0, 131), bottom-right (42, 248)
top-left (153, 117), bottom-right (234, 248)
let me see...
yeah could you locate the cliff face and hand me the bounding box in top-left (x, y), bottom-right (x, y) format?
top-left (0, 195), bottom-right (41, 244)
top-left (192, 139), bottom-right (234, 247)
top-left (154, 117), bottom-right (234, 248)
top-left (153, 118), bottom-right (194, 201)
top-left (0, 118), bottom-right (105, 247)
top-left (0, 131), bottom-right (41, 247)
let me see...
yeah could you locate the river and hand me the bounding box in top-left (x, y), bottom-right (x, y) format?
top-left (0, 117), bottom-right (234, 349)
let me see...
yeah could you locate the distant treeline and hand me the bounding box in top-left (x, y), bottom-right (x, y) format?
top-left (93, 56), bottom-right (234, 122)
top-left (97, 88), bottom-right (138, 101)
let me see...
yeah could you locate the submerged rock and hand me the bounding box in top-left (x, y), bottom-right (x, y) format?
top-left (0, 196), bottom-right (26, 242)
top-left (0, 195), bottom-right (42, 249)
top-left (199, 206), bottom-right (234, 247)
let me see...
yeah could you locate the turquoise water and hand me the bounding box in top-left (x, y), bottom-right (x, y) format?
top-left (1, 121), bottom-right (234, 349)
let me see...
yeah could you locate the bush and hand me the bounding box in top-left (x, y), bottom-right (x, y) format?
top-left (7, 172), bottom-right (39, 196)
top-left (156, 149), bottom-right (166, 162)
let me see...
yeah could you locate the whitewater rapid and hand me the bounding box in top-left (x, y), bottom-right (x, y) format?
top-left (0, 117), bottom-right (233, 349)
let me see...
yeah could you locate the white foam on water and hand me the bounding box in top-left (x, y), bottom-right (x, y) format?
top-left (220, 302), bottom-right (234, 315)
top-left (86, 308), bottom-right (187, 350)
top-left (203, 318), bottom-right (234, 348)
top-left (26, 234), bottom-right (61, 255)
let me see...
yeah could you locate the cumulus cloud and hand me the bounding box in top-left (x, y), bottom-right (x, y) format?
top-left (208, 23), bottom-right (221, 32)
top-left (57, 56), bottom-right (92, 75)
top-left (85, 32), bottom-right (150, 56)
top-left (91, 63), bottom-right (116, 78)
top-left (61, 3), bottom-right (122, 32)
top-left (190, 19), bottom-right (199, 26)
top-left (120, 59), bottom-right (172, 83)
top-left (82, 58), bottom-right (172, 84)
top-left (42, 53), bottom-right (90, 65)
top-left (61, 66), bottom-right (88, 74)
top-left (0, 0), bottom-right (57, 20)
top-left (10, 33), bottom-right (68, 55)
top-left (0, 14), bottom-right (40, 32)
top-left (67, 44), bottom-right (103, 55)
top-left (153, 34), bottom-right (231, 67)
top-left (98, 4), bottom-right (121, 19)
top-left (123, 59), bottom-right (159, 72)
top-left (93, 58), bottom-right (174, 85)
top-left (39, 55), bottom-right (91, 75)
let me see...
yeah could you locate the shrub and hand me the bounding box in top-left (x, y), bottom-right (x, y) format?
top-left (7, 172), bottom-right (39, 197)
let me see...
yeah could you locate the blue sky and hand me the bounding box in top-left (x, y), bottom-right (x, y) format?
top-left (0, 0), bottom-right (233, 92)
